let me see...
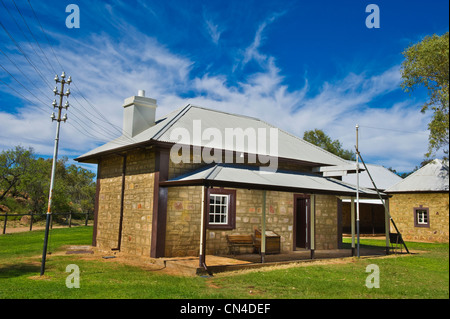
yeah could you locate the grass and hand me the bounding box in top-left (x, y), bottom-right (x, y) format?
top-left (0, 227), bottom-right (448, 299)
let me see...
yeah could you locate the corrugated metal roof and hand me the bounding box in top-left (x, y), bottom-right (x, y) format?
top-left (163, 163), bottom-right (384, 198)
top-left (385, 159), bottom-right (449, 193)
top-left (342, 162), bottom-right (403, 191)
top-left (76, 104), bottom-right (349, 167)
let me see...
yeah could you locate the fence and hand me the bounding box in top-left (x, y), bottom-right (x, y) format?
top-left (0, 211), bottom-right (92, 234)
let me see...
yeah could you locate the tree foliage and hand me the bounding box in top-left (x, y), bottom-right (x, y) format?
top-left (0, 146), bottom-right (34, 201)
top-left (0, 146), bottom-right (96, 215)
top-left (303, 129), bottom-right (356, 161)
top-left (401, 32), bottom-right (449, 160)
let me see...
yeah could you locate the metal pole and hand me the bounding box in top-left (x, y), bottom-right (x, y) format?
top-left (351, 197), bottom-right (355, 256)
top-left (310, 195), bottom-right (315, 259)
top-left (355, 124), bottom-right (360, 258)
top-left (261, 190), bottom-right (266, 263)
top-left (40, 72), bottom-right (70, 276)
top-left (357, 151), bottom-right (410, 254)
top-left (199, 186), bottom-right (206, 267)
top-left (40, 116), bottom-right (61, 276)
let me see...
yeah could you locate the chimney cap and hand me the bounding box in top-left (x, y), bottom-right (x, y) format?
top-left (138, 90), bottom-right (145, 97)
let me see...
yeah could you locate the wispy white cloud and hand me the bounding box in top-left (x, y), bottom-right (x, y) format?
top-left (0, 5), bottom-right (431, 173)
top-left (205, 19), bottom-right (222, 45)
top-left (235, 11), bottom-right (286, 71)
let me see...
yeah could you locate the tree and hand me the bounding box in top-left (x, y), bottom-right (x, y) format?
top-left (401, 32), bottom-right (449, 160)
top-left (20, 157), bottom-right (50, 214)
top-left (303, 129), bottom-right (356, 160)
top-left (1, 145), bottom-right (97, 216)
top-left (0, 146), bottom-right (34, 201)
top-left (64, 164), bottom-right (96, 214)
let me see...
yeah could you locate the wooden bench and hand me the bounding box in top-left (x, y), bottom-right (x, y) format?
top-left (226, 235), bottom-right (255, 255)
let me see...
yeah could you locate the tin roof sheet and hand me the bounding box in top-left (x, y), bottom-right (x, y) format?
top-left (76, 104), bottom-right (349, 167)
top-left (385, 159), bottom-right (449, 193)
top-left (164, 163), bottom-right (384, 198)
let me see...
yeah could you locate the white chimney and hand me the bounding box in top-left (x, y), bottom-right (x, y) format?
top-left (122, 90), bottom-right (157, 137)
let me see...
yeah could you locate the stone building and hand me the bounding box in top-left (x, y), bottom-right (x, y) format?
top-left (385, 159), bottom-right (449, 243)
top-left (76, 91), bottom-right (384, 263)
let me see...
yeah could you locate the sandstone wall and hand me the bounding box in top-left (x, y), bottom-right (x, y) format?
top-left (95, 150), bottom-right (156, 255)
top-left (314, 195), bottom-right (339, 250)
top-left (165, 186), bottom-right (340, 257)
top-left (389, 192), bottom-right (449, 242)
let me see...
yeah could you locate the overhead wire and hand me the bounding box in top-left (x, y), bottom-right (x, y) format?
top-left (11, 0), bottom-right (58, 75)
top-left (2, 0), bottom-right (140, 146)
top-left (0, 77), bottom-right (132, 147)
top-left (0, 0), bottom-right (54, 76)
top-left (0, 76), bottom-right (51, 115)
top-left (26, 0), bottom-right (137, 143)
top-left (0, 47), bottom-right (50, 100)
top-left (0, 61), bottom-right (52, 110)
top-left (358, 124), bottom-right (429, 136)
top-left (0, 20), bottom-right (53, 90)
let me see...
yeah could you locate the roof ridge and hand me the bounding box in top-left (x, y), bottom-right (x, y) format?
top-left (152, 104), bottom-right (192, 140)
top-left (178, 104), bottom-right (349, 165)
top-left (385, 158), bottom-right (449, 192)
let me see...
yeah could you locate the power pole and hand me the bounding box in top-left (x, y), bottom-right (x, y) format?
top-left (40, 72), bottom-right (71, 276)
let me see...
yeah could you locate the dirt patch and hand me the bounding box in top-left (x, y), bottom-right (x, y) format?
top-left (0, 220), bottom-right (93, 234)
top-left (28, 275), bottom-right (51, 281)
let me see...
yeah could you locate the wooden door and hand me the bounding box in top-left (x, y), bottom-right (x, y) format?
top-left (295, 196), bottom-right (310, 249)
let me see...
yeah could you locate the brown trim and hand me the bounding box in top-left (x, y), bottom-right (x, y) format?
top-left (337, 198), bottom-right (343, 249)
top-left (150, 172), bottom-right (160, 257)
top-left (206, 188), bottom-right (236, 230)
top-left (75, 140), bottom-right (156, 163)
top-left (199, 186), bottom-right (208, 267)
top-left (414, 205), bottom-right (430, 228)
top-left (293, 194), bottom-right (311, 250)
top-left (114, 154), bottom-right (127, 251)
top-left (92, 158), bottom-right (101, 247)
top-left (160, 178), bottom-right (387, 199)
top-left (150, 147), bottom-right (170, 258)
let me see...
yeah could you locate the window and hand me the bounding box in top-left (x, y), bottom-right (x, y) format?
top-left (207, 188), bottom-right (236, 230)
top-left (414, 206), bottom-right (430, 227)
top-left (209, 194), bottom-right (229, 225)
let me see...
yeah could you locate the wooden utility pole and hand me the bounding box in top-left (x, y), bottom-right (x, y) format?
top-left (40, 72), bottom-right (71, 276)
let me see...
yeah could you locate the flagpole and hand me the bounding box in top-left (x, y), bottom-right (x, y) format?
top-left (355, 124), bottom-right (360, 258)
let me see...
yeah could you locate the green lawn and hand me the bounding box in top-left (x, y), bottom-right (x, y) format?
top-left (0, 227), bottom-right (448, 299)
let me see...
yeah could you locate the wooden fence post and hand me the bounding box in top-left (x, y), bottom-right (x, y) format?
top-left (2, 212), bottom-right (7, 235)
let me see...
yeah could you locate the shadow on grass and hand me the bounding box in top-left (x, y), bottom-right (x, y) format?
top-left (341, 242), bottom-right (384, 250)
top-left (0, 262), bottom-right (41, 278)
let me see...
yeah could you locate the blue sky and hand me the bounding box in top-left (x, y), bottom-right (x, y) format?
top-left (0, 0), bottom-right (448, 173)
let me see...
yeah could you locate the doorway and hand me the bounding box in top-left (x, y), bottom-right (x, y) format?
top-left (294, 195), bottom-right (310, 250)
